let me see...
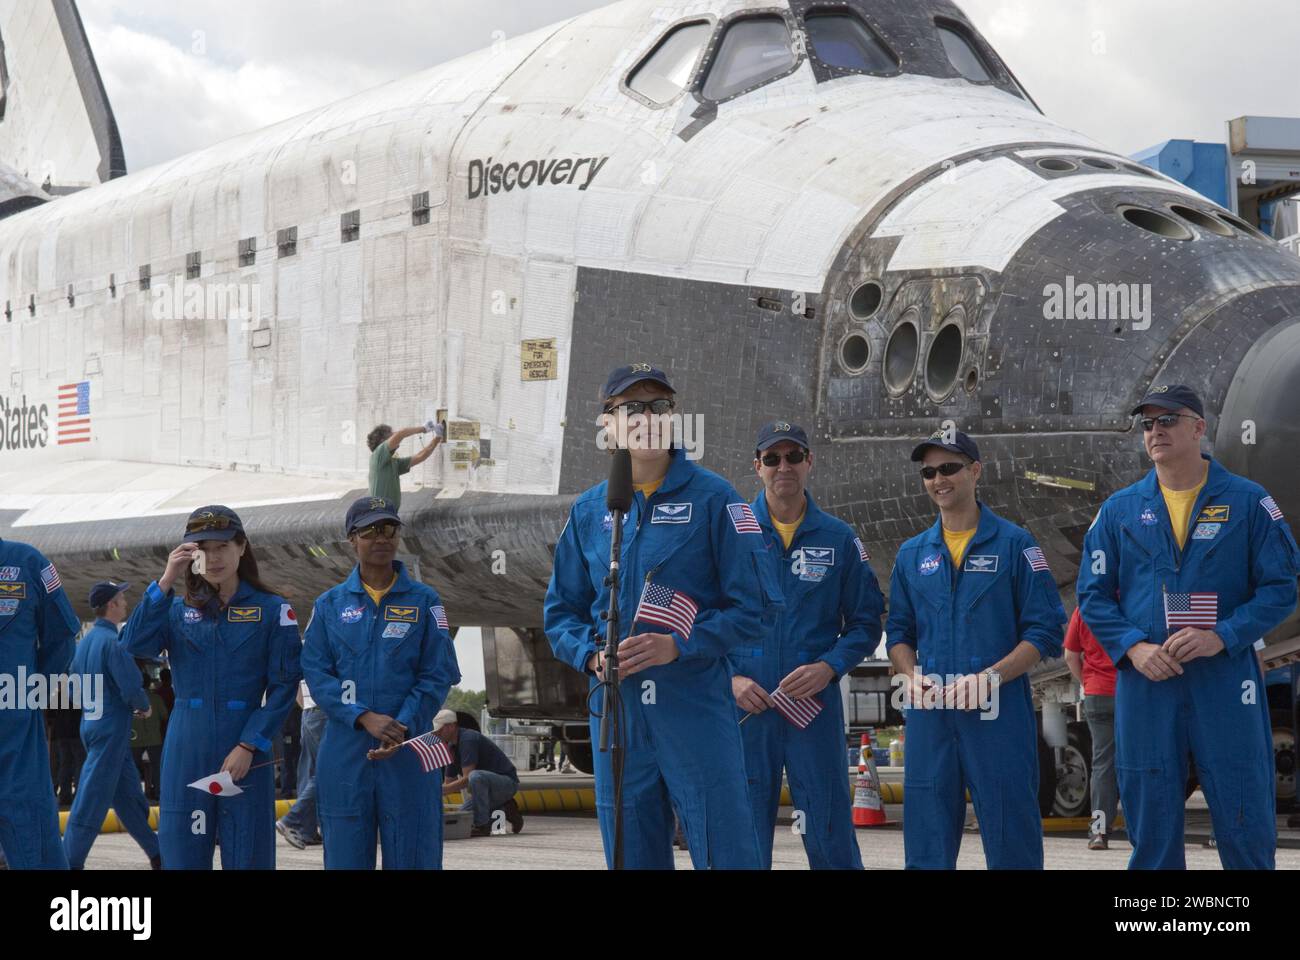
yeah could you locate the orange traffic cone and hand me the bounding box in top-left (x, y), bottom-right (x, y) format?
top-left (853, 732), bottom-right (889, 828)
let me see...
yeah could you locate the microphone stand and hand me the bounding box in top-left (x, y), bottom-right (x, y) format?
top-left (600, 503), bottom-right (627, 870)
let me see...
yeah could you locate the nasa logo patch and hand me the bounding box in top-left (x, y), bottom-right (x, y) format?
top-left (340, 606), bottom-right (364, 624)
top-left (601, 511), bottom-right (630, 533)
top-left (183, 607), bottom-right (203, 624)
top-left (651, 503), bottom-right (692, 524)
top-left (919, 553), bottom-right (943, 577)
top-left (1140, 507), bottom-right (1157, 526)
top-left (0, 566), bottom-right (20, 581)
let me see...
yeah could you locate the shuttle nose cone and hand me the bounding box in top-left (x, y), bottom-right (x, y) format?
top-left (1215, 318), bottom-right (1300, 520)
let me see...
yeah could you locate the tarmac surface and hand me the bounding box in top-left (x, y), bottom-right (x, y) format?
top-left (77, 771), bottom-right (1300, 870)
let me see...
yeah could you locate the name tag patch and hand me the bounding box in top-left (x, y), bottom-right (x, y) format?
top-left (651, 503), bottom-right (692, 524)
top-left (965, 555), bottom-right (999, 574)
top-left (340, 606), bottom-right (364, 624)
top-left (228, 606), bottom-right (262, 623)
top-left (0, 582), bottom-right (26, 599)
top-left (1192, 523), bottom-right (1221, 541)
top-left (384, 605), bottom-right (419, 623)
top-left (0, 599), bottom-right (18, 616)
top-left (919, 553), bottom-right (943, 577)
top-left (1197, 505), bottom-right (1230, 523)
top-left (801, 547), bottom-right (836, 567)
top-left (382, 622), bottom-right (411, 639)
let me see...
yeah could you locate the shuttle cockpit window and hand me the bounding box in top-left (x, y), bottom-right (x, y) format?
top-left (804, 11), bottom-right (899, 75)
top-left (701, 15), bottom-right (797, 102)
top-left (936, 20), bottom-right (994, 83)
top-left (626, 20), bottom-right (713, 106)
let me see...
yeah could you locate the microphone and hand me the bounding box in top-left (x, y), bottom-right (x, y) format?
top-left (607, 449), bottom-right (633, 513)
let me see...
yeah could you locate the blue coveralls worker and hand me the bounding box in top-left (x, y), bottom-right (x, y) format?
top-left (0, 540), bottom-right (80, 869)
top-left (1078, 385), bottom-right (1300, 869)
top-left (122, 506), bottom-right (302, 869)
top-left (63, 581), bottom-right (162, 869)
top-left (301, 496), bottom-right (461, 869)
top-left (544, 365), bottom-right (781, 869)
top-left (886, 431), bottom-right (1066, 869)
top-left (730, 421), bottom-right (884, 869)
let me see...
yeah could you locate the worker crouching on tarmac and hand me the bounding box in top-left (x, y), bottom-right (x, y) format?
top-left (0, 539), bottom-right (80, 869)
top-left (1078, 385), bottom-right (1300, 869)
top-left (885, 431), bottom-right (1065, 869)
top-left (121, 506), bottom-right (303, 869)
top-left (731, 420), bottom-right (884, 869)
top-left (301, 496), bottom-right (460, 869)
top-left (544, 364), bottom-right (781, 869)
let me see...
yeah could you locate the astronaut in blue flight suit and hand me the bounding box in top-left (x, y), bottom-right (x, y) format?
top-left (302, 496), bottom-right (460, 870)
top-left (122, 505), bottom-right (302, 869)
top-left (63, 580), bottom-right (162, 870)
top-left (545, 364), bottom-right (781, 869)
top-left (730, 421), bottom-right (884, 869)
top-left (886, 430), bottom-right (1066, 869)
top-left (0, 539), bottom-right (80, 869)
top-left (1078, 385), bottom-right (1299, 869)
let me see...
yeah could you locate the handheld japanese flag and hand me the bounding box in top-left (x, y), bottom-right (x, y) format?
top-left (406, 732), bottom-right (454, 773)
top-left (188, 772), bottom-right (243, 796)
top-left (771, 689), bottom-right (823, 730)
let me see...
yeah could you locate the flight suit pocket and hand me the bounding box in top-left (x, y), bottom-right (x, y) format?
top-left (1116, 762), bottom-right (1171, 837)
top-left (751, 552), bottom-right (784, 612)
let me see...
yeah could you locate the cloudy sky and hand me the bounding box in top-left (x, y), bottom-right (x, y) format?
top-left (80, 0), bottom-right (1300, 174)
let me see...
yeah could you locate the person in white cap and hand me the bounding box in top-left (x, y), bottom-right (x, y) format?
top-left (434, 710), bottom-right (523, 836)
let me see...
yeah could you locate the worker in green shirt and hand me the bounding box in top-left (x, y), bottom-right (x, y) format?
top-left (366, 421), bottom-right (444, 512)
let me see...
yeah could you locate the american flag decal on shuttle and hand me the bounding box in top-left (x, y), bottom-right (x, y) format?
top-left (57, 382), bottom-right (91, 445)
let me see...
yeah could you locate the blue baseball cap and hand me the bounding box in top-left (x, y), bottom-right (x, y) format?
top-left (911, 429), bottom-right (981, 463)
top-left (88, 581), bottom-right (130, 608)
top-left (1131, 384), bottom-right (1204, 419)
top-left (601, 363), bottom-right (675, 404)
top-left (184, 505), bottom-right (244, 542)
top-left (756, 420), bottom-right (811, 454)
top-left (345, 495), bottom-right (402, 535)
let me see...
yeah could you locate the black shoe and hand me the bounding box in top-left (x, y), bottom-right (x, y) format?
top-left (470, 824), bottom-right (492, 838)
top-left (304, 833), bottom-right (323, 847)
top-left (502, 799), bottom-right (524, 834)
top-left (149, 855), bottom-right (163, 870)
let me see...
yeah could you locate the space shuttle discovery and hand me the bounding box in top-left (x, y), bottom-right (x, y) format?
top-left (2, 0), bottom-right (1299, 722)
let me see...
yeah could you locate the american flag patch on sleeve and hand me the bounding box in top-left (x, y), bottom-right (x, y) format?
top-left (1262, 496), bottom-right (1284, 521)
top-left (40, 563), bottom-right (63, 594)
top-left (854, 537), bottom-right (870, 562)
top-left (1023, 547), bottom-right (1051, 573)
top-left (431, 605), bottom-right (450, 630)
top-left (727, 503), bottom-right (762, 535)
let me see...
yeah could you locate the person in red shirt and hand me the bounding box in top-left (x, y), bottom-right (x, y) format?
top-left (1063, 606), bottom-right (1119, 850)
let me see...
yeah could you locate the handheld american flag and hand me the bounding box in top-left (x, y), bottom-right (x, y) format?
top-left (406, 732), bottom-right (454, 773)
top-left (1164, 590), bottom-right (1218, 630)
top-left (771, 689), bottom-right (823, 729)
top-left (633, 581), bottom-right (698, 639)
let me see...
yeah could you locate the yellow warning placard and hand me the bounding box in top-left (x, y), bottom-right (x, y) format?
top-left (447, 420), bottom-right (481, 442)
top-left (521, 339), bottom-right (558, 382)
